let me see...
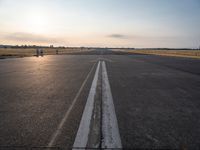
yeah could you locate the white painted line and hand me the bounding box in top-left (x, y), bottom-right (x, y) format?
top-left (102, 61), bottom-right (122, 149)
top-left (47, 62), bottom-right (97, 147)
top-left (73, 61), bottom-right (101, 149)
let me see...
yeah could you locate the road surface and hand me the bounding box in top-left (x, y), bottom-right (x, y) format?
top-left (0, 49), bottom-right (200, 149)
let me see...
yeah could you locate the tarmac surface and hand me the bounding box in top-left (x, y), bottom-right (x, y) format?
top-left (0, 49), bottom-right (200, 150)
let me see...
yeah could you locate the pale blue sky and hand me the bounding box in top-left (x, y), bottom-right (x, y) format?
top-left (0, 0), bottom-right (199, 48)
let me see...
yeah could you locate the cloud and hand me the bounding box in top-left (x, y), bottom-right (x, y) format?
top-left (2, 32), bottom-right (63, 44)
top-left (107, 34), bottom-right (129, 39)
top-left (107, 34), bottom-right (145, 39)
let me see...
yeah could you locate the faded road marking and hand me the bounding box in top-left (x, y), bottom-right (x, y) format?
top-left (47, 62), bottom-right (97, 147)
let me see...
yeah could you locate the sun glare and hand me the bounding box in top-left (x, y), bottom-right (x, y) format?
top-left (25, 9), bottom-right (50, 34)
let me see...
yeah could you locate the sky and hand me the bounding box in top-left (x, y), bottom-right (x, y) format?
top-left (0, 0), bottom-right (199, 48)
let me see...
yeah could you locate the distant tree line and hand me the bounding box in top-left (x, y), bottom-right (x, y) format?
top-left (0, 44), bottom-right (199, 50)
top-left (0, 44), bottom-right (65, 49)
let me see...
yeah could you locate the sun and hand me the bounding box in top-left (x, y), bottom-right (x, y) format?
top-left (24, 9), bottom-right (50, 34)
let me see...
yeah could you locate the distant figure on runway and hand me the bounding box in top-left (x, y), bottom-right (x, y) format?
top-left (40, 49), bottom-right (44, 57)
top-left (36, 48), bottom-right (40, 57)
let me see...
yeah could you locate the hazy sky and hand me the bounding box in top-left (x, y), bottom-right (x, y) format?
top-left (0, 0), bottom-right (199, 48)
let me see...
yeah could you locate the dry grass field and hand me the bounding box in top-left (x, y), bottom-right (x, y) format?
top-left (1, 48), bottom-right (200, 59)
top-left (0, 47), bottom-right (92, 58)
top-left (116, 49), bottom-right (200, 59)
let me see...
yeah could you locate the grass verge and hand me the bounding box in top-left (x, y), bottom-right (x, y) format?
top-left (117, 49), bottom-right (200, 59)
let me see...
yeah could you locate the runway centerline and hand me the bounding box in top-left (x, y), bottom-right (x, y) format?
top-left (73, 60), bottom-right (122, 149)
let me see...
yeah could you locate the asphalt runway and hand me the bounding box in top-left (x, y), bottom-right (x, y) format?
top-left (0, 49), bottom-right (200, 149)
